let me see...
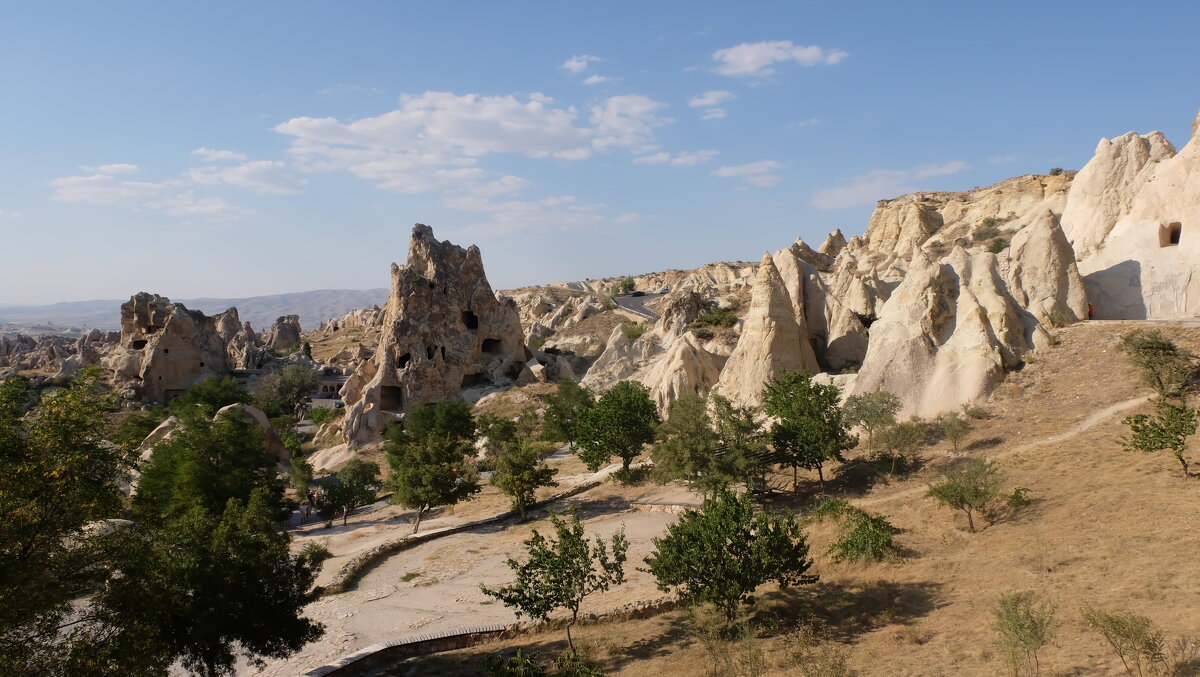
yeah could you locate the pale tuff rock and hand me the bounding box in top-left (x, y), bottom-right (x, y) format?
top-left (263, 314), bottom-right (303, 351)
top-left (1059, 131), bottom-right (1176, 258)
top-left (818, 229), bottom-right (848, 257)
top-left (104, 293), bottom-right (231, 404)
top-left (656, 291), bottom-right (709, 339)
top-left (340, 225), bottom-right (527, 444)
top-left (769, 247), bottom-right (821, 368)
top-left (1003, 210), bottom-right (1089, 346)
top-left (1072, 111), bottom-right (1200, 319)
top-left (581, 325), bottom-right (664, 393)
top-left (319, 306), bottom-right (384, 335)
top-left (638, 332), bottom-right (724, 412)
top-left (714, 253), bottom-right (819, 408)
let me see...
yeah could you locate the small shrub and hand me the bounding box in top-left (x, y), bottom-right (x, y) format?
top-left (809, 498), bottom-right (855, 521)
top-left (975, 219), bottom-right (1003, 243)
top-left (692, 306), bottom-right (738, 328)
top-left (926, 458), bottom-right (1002, 532)
top-left (961, 403), bottom-right (990, 420)
top-left (1047, 309), bottom-right (1066, 329)
top-left (483, 648), bottom-right (547, 677)
top-left (621, 323), bottom-right (648, 341)
top-left (1082, 605), bottom-right (1167, 677)
top-left (783, 621), bottom-right (851, 677)
top-left (554, 649), bottom-right (605, 677)
top-left (829, 511), bottom-right (900, 563)
top-left (993, 592), bottom-right (1056, 677)
top-left (299, 542), bottom-right (331, 564)
top-left (926, 240), bottom-right (947, 256)
top-left (609, 277), bottom-right (635, 296)
top-left (528, 336), bottom-right (547, 350)
top-left (308, 406), bottom-right (339, 425)
top-left (692, 326), bottom-right (715, 341)
top-left (598, 297), bottom-right (616, 312)
top-left (988, 238), bottom-right (1011, 254)
top-left (1048, 167), bottom-right (1064, 176)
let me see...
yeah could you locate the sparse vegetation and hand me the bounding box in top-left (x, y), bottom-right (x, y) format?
top-left (1117, 329), bottom-right (1198, 399)
top-left (843, 389), bottom-right (901, 451)
top-left (762, 371), bottom-right (857, 490)
top-left (993, 592), bottom-right (1056, 676)
top-left (1082, 605), bottom-right (1170, 677)
top-left (609, 277), bottom-right (635, 296)
top-left (690, 305), bottom-right (737, 329)
top-left (988, 238), bottom-right (1011, 254)
top-left (1122, 398), bottom-right (1197, 478)
top-left (926, 239), bottom-right (947, 256)
top-left (621, 322), bottom-right (648, 341)
top-left (938, 412), bottom-right (972, 452)
top-left (873, 420), bottom-right (925, 476)
top-left (324, 458), bottom-right (381, 525)
top-left (925, 457), bottom-right (1003, 532)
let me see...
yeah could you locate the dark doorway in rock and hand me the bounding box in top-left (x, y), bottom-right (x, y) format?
top-left (399, 352), bottom-right (411, 369)
top-left (1161, 221), bottom-right (1183, 247)
top-left (440, 346), bottom-right (446, 360)
top-left (461, 310), bottom-right (479, 329)
top-left (426, 345), bottom-right (436, 360)
top-left (481, 338), bottom-right (502, 354)
top-left (131, 339), bottom-right (148, 350)
top-left (380, 386), bottom-right (403, 412)
top-left (461, 372), bottom-right (483, 388)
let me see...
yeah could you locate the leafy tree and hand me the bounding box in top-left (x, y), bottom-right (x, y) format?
top-left (842, 390), bottom-right (901, 450)
top-left (289, 458), bottom-right (314, 494)
top-left (762, 371), bottom-right (857, 490)
top-left (252, 365), bottom-right (319, 418)
top-left (167, 376), bottom-right (250, 417)
top-left (1116, 329), bottom-right (1198, 399)
top-left (874, 420), bottom-right (926, 476)
top-left (396, 399), bottom-right (477, 445)
top-left (575, 380), bottom-right (659, 473)
top-left (993, 592), bottom-right (1056, 677)
top-left (492, 439), bottom-right (559, 520)
top-left (479, 408), bottom-right (541, 448)
top-left (827, 510), bottom-right (900, 564)
top-left (1081, 605), bottom-right (1167, 677)
top-left (710, 394), bottom-right (771, 491)
top-left (307, 406), bottom-right (339, 426)
top-left (645, 489), bottom-right (817, 623)
top-left (132, 407), bottom-right (281, 523)
top-left (0, 370), bottom-right (134, 674)
top-left (325, 459), bottom-right (381, 525)
top-left (542, 379), bottom-right (594, 448)
top-left (387, 435), bottom-right (480, 533)
top-left (481, 511), bottom-right (627, 654)
top-left (101, 489), bottom-right (329, 677)
top-left (926, 458), bottom-right (1002, 532)
top-left (652, 393), bottom-right (719, 488)
top-left (609, 277), bottom-right (635, 296)
top-left (1121, 398), bottom-right (1197, 478)
top-left (939, 413), bottom-right (972, 452)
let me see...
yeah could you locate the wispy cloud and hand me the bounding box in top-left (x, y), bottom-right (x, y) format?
top-left (192, 148), bottom-right (247, 162)
top-left (712, 41), bottom-right (848, 77)
top-left (713, 160), bottom-right (783, 187)
top-left (80, 163), bottom-right (140, 175)
top-left (582, 74), bottom-right (621, 85)
top-left (989, 155), bottom-right (1017, 164)
top-left (588, 95), bottom-right (670, 154)
top-left (0, 210), bottom-right (19, 219)
top-left (688, 90), bottom-right (735, 107)
top-left (188, 160), bottom-right (305, 195)
top-left (634, 150), bottom-right (718, 167)
top-left (614, 212), bottom-right (643, 223)
top-left (51, 171), bottom-right (248, 219)
top-left (701, 108), bottom-right (728, 120)
top-left (560, 54), bottom-right (601, 74)
top-left (811, 161), bottom-right (969, 210)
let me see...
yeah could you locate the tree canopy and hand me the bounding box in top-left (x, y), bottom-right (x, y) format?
top-left (541, 378), bottom-right (594, 447)
top-left (492, 439), bottom-right (559, 520)
top-left (387, 434), bottom-right (480, 533)
top-left (575, 380), bottom-right (659, 473)
top-left (762, 371), bottom-right (857, 490)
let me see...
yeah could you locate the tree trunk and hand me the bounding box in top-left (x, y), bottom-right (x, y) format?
top-left (1178, 452), bottom-right (1190, 479)
top-left (965, 508), bottom-right (976, 533)
top-left (817, 464), bottom-right (825, 486)
top-left (412, 507), bottom-right (425, 535)
top-left (567, 609), bottom-right (578, 655)
top-left (622, 455), bottom-right (631, 472)
top-left (518, 502), bottom-right (527, 521)
top-left (342, 506), bottom-right (349, 526)
top-left (792, 464), bottom-right (798, 493)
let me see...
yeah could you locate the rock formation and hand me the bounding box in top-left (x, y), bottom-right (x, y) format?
top-left (340, 225), bottom-right (528, 444)
top-left (263, 315), bottom-right (303, 351)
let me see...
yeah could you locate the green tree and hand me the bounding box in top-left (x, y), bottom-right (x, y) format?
top-left (993, 592), bottom-right (1056, 677)
top-left (939, 413), bottom-right (972, 452)
top-left (1081, 605), bottom-right (1168, 677)
top-left (575, 380), bottom-right (659, 473)
top-left (874, 420), bottom-right (926, 476)
top-left (387, 435), bottom-right (481, 533)
top-left (926, 458), bottom-right (1002, 532)
top-left (290, 458), bottom-right (314, 494)
top-left (132, 407), bottom-right (281, 523)
top-left (167, 376), bottom-right (250, 417)
top-left (827, 510), bottom-right (900, 564)
top-left (0, 370), bottom-right (135, 674)
top-left (481, 511), bottom-right (627, 654)
top-left (1121, 398), bottom-right (1197, 478)
top-left (842, 390), bottom-right (901, 451)
top-left (492, 439), bottom-right (559, 520)
top-left (710, 395), bottom-right (771, 492)
top-left (397, 399), bottom-right (476, 445)
top-left (252, 365), bottom-right (319, 418)
top-left (609, 277), bottom-right (635, 296)
top-left (542, 379), bottom-right (594, 448)
top-left (652, 393), bottom-right (719, 490)
top-left (762, 371), bottom-right (857, 490)
top-left (325, 459), bottom-right (381, 525)
top-left (645, 489), bottom-right (817, 623)
top-left (101, 489), bottom-right (328, 677)
top-left (1116, 329), bottom-right (1198, 399)
top-left (307, 406), bottom-right (339, 426)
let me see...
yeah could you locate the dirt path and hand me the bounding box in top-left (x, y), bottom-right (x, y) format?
top-left (854, 394), bottom-right (1151, 507)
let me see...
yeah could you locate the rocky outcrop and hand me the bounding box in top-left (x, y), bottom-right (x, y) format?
top-left (1071, 110), bottom-right (1200, 319)
top-left (638, 332), bottom-right (724, 412)
top-left (340, 225), bottom-right (528, 444)
top-left (263, 315), bottom-right (303, 351)
top-left (714, 253), bottom-right (820, 408)
top-left (104, 293), bottom-right (231, 403)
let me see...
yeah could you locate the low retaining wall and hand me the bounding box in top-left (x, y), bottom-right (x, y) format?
top-left (305, 597), bottom-right (683, 676)
top-left (321, 480), bottom-right (602, 594)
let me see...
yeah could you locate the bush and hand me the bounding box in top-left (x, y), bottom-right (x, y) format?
top-left (1082, 605), bottom-right (1167, 677)
top-left (691, 306), bottom-right (737, 329)
top-left (554, 650), bottom-right (606, 677)
top-left (993, 592), bottom-right (1056, 676)
top-left (1117, 329), bottom-right (1198, 399)
top-left (974, 218), bottom-right (1003, 243)
top-left (483, 648), bottom-right (547, 676)
top-left (988, 238), bottom-right (1011, 254)
top-left (528, 336), bottom-right (547, 350)
top-left (621, 322), bottom-right (648, 341)
top-left (961, 403), bottom-right (990, 420)
top-left (828, 511), bottom-right (900, 563)
top-left (609, 277), bottom-right (635, 296)
top-left (926, 458), bottom-right (1002, 532)
top-left (307, 406), bottom-right (338, 425)
top-left (1048, 167), bottom-right (1064, 176)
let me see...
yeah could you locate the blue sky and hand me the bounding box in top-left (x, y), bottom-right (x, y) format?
top-left (2, 1), bottom-right (1198, 306)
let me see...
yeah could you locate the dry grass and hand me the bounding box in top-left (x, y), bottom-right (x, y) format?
top-left (385, 321), bottom-right (1200, 676)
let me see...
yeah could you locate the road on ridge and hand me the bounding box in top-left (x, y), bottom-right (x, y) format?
top-left (612, 291), bottom-right (665, 320)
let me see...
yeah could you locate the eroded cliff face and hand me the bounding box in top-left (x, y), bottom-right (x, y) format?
top-left (340, 225), bottom-right (527, 444)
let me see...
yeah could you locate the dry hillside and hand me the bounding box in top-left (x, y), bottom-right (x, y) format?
top-left (377, 320), bottom-right (1200, 677)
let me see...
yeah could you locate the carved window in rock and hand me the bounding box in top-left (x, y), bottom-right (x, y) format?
top-left (481, 338), bottom-right (502, 354)
top-left (461, 310), bottom-right (479, 330)
top-left (1160, 222), bottom-right (1183, 247)
top-left (379, 386), bottom-right (403, 412)
top-left (461, 372), bottom-right (484, 388)
top-left (398, 352), bottom-right (411, 369)
top-left (131, 340), bottom-right (148, 350)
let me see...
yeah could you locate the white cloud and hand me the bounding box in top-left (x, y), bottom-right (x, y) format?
top-left (713, 160), bottom-right (783, 187)
top-left (688, 90), bottom-right (735, 107)
top-left (192, 147), bottom-right (247, 162)
top-left (50, 173), bottom-right (247, 219)
top-left (634, 150), bottom-right (718, 167)
top-left (701, 108), bottom-right (728, 120)
top-left (712, 41), bottom-right (848, 77)
top-left (786, 117), bottom-right (820, 129)
top-left (188, 160), bottom-right (305, 195)
top-left (614, 212), bottom-right (643, 223)
top-left (560, 54), bottom-right (600, 74)
top-left (582, 74), bottom-right (621, 85)
top-left (989, 155), bottom-right (1017, 164)
top-left (811, 161), bottom-right (969, 210)
top-left (79, 163), bottom-right (140, 175)
top-left (589, 95), bottom-right (670, 153)
top-left (444, 191), bottom-right (603, 237)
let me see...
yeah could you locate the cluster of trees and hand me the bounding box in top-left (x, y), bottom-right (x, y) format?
top-left (0, 368), bottom-right (328, 676)
top-left (1118, 329), bottom-right (1199, 479)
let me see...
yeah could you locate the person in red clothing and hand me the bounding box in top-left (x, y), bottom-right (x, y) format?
top-left (1088, 303), bottom-right (1095, 319)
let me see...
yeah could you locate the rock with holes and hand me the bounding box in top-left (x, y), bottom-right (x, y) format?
top-left (340, 224), bottom-right (528, 444)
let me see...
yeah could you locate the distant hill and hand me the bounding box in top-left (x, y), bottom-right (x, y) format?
top-left (0, 289), bottom-right (390, 334)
